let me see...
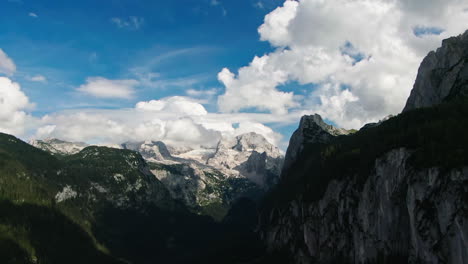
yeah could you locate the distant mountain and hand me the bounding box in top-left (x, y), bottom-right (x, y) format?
top-left (207, 132), bottom-right (283, 188)
top-left (120, 133), bottom-right (284, 219)
top-left (30, 138), bottom-right (88, 155)
top-left (31, 132), bottom-right (284, 220)
top-left (259, 30), bottom-right (468, 263)
top-left (121, 141), bottom-right (175, 163)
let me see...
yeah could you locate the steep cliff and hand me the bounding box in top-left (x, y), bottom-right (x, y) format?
top-left (260, 31), bottom-right (468, 263)
top-left (404, 30), bottom-right (468, 112)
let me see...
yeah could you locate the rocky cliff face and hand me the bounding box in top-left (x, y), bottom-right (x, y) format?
top-left (207, 132), bottom-right (283, 188)
top-left (282, 114), bottom-right (350, 173)
top-left (403, 30), bottom-right (468, 112)
top-left (262, 148), bottom-right (468, 263)
top-left (147, 133), bottom-right (282, 218)
top-left (121, 141), bottom-right (176, 163)
top-left (261, 31), bottom-right (468, 263)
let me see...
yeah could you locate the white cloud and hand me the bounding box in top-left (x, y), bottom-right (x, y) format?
top-left (30, 75), bottom-right (46, 82)
top-left (76, 77), bottom-right (139, 99)
top-left (32, 97), bottom-right (219, 148)
top-left (28, 12), bottom-right (38, 18)
top-left (258, 0), bottom-right (298, 47)
top-left (217, 0), bottom-right (468, 129)
top-left (136, 96), bottom-right (208, 116)
top-left (210, 0), bottom-right (220, 6)
top-left (31, 95), bottom-right (289, 149)
top-left (110, 16), bottom-right (144, 30)
top-left (185, 88), bottom-right (218, 104)
top-left (0, 49), bottom-right (16, 76)
top-left (217, 56), bottom-right (297, 115)
top-left (0, 77), bottom-right (33, 135)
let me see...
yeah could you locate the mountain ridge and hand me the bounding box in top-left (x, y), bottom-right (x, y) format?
top-left (259, 30), bottom-right (468, 264)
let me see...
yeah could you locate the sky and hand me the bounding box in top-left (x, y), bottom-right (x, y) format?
top-left (0, 0), bottom-right (467, 150)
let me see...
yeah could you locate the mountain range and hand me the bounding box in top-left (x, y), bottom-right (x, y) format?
top-left (31, 132), bottom-right (283, 220)
top-left (0, 30), bottom-right (467, 264)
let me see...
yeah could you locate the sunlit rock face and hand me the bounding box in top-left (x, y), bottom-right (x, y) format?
top-left (30, 138), bottom-right (88, 155)
top-left (121, 141), bottom-right (174, 163)
top-left (207, 132), bottom-right (284, 188)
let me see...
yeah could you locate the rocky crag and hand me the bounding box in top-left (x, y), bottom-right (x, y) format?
top-left (260, 31), bottom-right (468, 263)
top-left (404, 30), bottom-right (468, 111)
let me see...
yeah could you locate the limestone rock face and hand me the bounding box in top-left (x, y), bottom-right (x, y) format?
top-left (207, 132), bottom-right (283, 188)
top-left (121, 141), bottom-right (174, 163)
top-left (261, 148), bottom-right (468, 264)
top-left (30, 138), bottom-right (88, 155)
top-left (282, 114), bottom-right (350, 173)
top-left (403, 30), bottom-right (468, 112)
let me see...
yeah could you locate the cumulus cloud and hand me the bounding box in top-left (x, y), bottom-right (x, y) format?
top-left (28, 12), bottom-right (38, 18)
top-left (136, 96), bottom-right (208, 116)
top-left (32, 95), bottom-right (286, 149)
top-left (217, 56), bottom-right (297, 115)
top-left (32, 96), bottom-right (220, 148)
top-left (77, 77), bottom-right (139, 99)
top-left (0, 49), bottom-right (16, 76)
top-left (110, 17), bottom-right (144, 30)
top-left (217, 0), bottom-right (468, 128)
top-left (0, 77), bottom-right (33, 135)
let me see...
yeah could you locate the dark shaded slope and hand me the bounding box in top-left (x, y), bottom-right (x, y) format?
top-left (265, 98), bottom-right (468, 209)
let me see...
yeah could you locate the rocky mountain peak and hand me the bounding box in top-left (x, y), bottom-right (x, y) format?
top-left (121, 141), bottom-right (174, 163)
top-left (403, 30), bottom-right (468, 112)
top-left (207, 132), bottom-right (284, 187)
top-left (217, 132), bottom-right (282, 159)
top-left (282, 114), bottom-right (350, 173)
top-left (30, 138), bottom-right (88, 155)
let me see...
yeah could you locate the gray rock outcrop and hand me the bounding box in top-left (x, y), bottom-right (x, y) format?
top-left (403, 30), bottom-right (468, 112)
top-left (262, 148), bottom-right (468, 263)
top-left (30, 138), bottom-right (88, 155)
top-left (207, 132), bottom-right (284, 187)
top-left (122, 141), bottom-right (174, 162)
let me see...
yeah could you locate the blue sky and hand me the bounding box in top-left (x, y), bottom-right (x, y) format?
top-left (0, 0), bottom-right (465, 150)
top-left (0, 0), bottom-right (301, 148)
top-left (1, 0), bottom-right (279, 112)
